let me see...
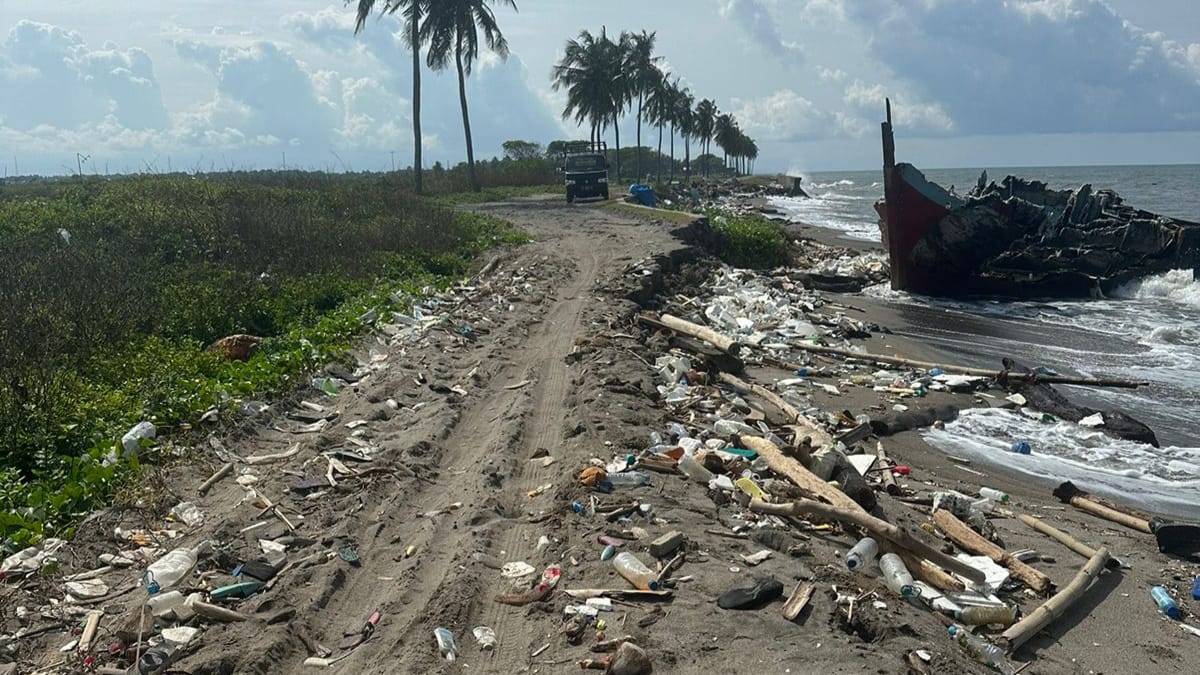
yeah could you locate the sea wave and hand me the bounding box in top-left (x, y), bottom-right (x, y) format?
top-left (1112, 268), bottom-right (1200, 307)
top-left (924, 407), bottom-right (1200, 516)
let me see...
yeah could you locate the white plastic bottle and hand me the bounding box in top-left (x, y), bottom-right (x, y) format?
top-left (846, 537), bottom-right (879, 571)
top-left (979, 487), bottom-right (1010, 503)
top-left (607, 471), bottom-right (651, 487)
top-left (678, 453), bottom-right (714, 484)
top-left (144, 547), bottom-right (198, 591)
top-left (878, 553), bottom-right (918, 598)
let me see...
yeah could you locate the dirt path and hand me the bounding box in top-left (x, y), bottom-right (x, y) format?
top-left (144, 198), bottom-right (689, 674)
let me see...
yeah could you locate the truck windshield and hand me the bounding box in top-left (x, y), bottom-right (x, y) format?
top-left (566, 155), bottom-right (605, 172)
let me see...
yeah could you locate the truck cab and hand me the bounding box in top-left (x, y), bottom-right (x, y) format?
top-left (561, 141), bottom-right (609, 203)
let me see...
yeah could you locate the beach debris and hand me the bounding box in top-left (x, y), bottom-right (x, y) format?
top-left (782, 582), bottom-right (815, 621)
top-left (717, 577), bottom-right (784, 610)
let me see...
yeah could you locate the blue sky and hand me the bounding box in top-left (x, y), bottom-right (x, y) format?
top-left (1, 0), bottom-right (1198, 175)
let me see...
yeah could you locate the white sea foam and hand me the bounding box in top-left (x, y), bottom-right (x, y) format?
top-left (924, 408), bottom-right (1200, 516)
top-left (1112, 269), bottom-right (1200, 307)
top-left (768, 195), bottom-right (881, 242)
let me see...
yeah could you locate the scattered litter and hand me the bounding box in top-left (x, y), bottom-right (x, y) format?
top-left (501, 562), bottom-right (536, 579)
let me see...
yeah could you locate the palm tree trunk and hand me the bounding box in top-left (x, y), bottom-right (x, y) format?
top-left (454, 35), bottom-right (479, 192)
top-left (656, 123), bottom-right (663, 184)
top-left (684, 135), bottom-right (690, 184)
top-left (411, 6), bottom-right (423, 195)
top-left (614, 115), bottom-right (621, 187)
top-left (636, 94), bottom-right (643, 181)
top-left (669, 123), bottom-right (675, 182)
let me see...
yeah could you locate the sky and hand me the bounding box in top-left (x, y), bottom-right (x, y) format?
top-left (1, 0), bottom-right (1199, 176)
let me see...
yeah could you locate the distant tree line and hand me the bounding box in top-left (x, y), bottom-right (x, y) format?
top-left (551, 28), bottom-right (758, 183)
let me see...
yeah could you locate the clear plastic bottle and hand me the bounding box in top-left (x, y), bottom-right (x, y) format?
top-left (144, 547), bottom-right (198, 591)
top-left (845, 537), bottom-right (879, 571)
top-left (878, 553), bottom-right (918, 598)
top-left (947, 625), bottom-right (1016, 674)
top-left (612, 551), bottom-right (659, 591)
top-left (957, 605), bottom-right (1017, 627)
top-left (472, 626), bottom-right (496, 650)
top-left (146, 590), bottom-right (186, 618)
top-left (606, 471), bottom-right (651, 488)
top-left (678, 454), bottom-right (714, 484)
top-left (434, 627), bottom-right (458, 662)
top-left (979, 487), bottom-right (1010, 503)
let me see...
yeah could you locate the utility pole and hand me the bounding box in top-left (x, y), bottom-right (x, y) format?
top-left (390, 150), bottom-right (396, 173)
top-left (76, 153), bottom-right (90, 179)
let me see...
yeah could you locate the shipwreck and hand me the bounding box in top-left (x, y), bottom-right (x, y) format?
top-left (876, 100), bottom-right (1200, 298)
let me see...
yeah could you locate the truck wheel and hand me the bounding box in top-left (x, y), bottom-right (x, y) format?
top-left (566, 190), bottom-right (575, 204)
top-left (603, 189), bottom-right (610, 200)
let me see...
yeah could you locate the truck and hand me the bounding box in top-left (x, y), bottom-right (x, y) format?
top-left (560, 141), bottom-right (609, 203)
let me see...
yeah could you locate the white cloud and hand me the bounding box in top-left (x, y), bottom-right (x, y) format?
top-left (731, 89), bottom-right (837, 141)
top-left (817, 66), bottom-right (847, 82)
top-left (842, 80), bottom-right (955, 135)
top-left (718, 0), bottom-right (805, 64)
top-left (843, 0), bottom-right (1200, 134)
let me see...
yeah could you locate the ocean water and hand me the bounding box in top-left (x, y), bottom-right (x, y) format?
top-left (771, 164), bottom-right (1200, 516)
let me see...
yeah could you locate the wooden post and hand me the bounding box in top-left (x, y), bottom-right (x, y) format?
top-left (658, 314), bottom-right (742, 355)
top-left (198, 462), bottom-right (235, 495)
top-left (932, 510), bottom-right (1053, 594)
top-left (999, 547), bottom-right (1110, 653)
top-left (750, 498), bottom-right (986, 585)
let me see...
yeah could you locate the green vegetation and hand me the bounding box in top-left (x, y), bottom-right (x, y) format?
top-left (432, 183), bottom-right (560, 205)
top-left (0, 173), bottom-right (526, 550)
top-left (709, 212), bottom-right (789, 269)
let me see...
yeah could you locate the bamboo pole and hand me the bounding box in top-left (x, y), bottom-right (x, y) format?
top-left (999, 547), bottom-right (1110, 653)
top-left (932, 510), bottom-right (1053, 594)
top-left (1018, 515), bottom-right (1121, 570)
top-left (719, 373), bottom-right (834, 447)
top-left (772, 344), bottom-right (1146, 389)
top-left (658, 314), bottom-right (742, 355)
top-left (875, 442), bottom-right (900, 496)
top-left (751, 498), bottom-right (986, 584)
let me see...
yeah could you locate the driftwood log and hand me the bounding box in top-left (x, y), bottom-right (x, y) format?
top-left (751, 499), bottom-right (986, 585)
top-left (1053, 482), bottom-right (1152, 534)
top-left (658, 314), bottom-right (742, 355)
top-left (740, 436), bottom-right (857, 514)
top-left (719, 373), bottom-right (834, 448)
top-left (932, 510), bottom-right (1053, 594)
top-left (875, 442), bottom-right (900, 496)
top-left (772, 343), bottom-right (1146, 389)
top-left (999, 547), bottom-right (1111, 653)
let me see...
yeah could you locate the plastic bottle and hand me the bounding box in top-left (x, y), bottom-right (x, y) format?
top-left (472, 626), bottom-right (496, 650)
top-left (957, 605), bottom-right (1017, 627)
top-left (677, 454), bottom-right (714, 484)
top-left (878, 553), bottom-right (918, 598)
top-left (979, 487), bottom-right (1010, 503)
top-left (606, 471), bottom-right (651, 488)
top-left (845, 537), bottom-right (879, 571)
top-left (144, 547), bottom-right (198, 592)
top-left (434, 627), bottom-right (458, 662)
top-left (1009, 441), bottom-right (1032, 455)
top-left (948, 626), bottom-right (1016, 674)
top-left (121, 421), bottom-right (157, 456)
top-left (146, 590), bottom-right (186, 618)
top-left (1150, 586), bottom-right (1180, 619)
top-left (612, 552), bottom-right (659, 591)
top-left (1192, 577), bottom-right (1200, 601)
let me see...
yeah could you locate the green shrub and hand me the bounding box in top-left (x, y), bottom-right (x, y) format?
top-left (708, 212), bottom-right (790, 269)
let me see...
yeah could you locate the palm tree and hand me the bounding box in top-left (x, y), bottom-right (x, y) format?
top-left (673, 86), bottom-right (693, 183)
top-left (642, 68), bottom-right (671, 184)
top-left (714, 113), bottom-right (735, 174)
top-left (351, 0), bottom-right (427, 194)
top-left (694, 99), bottom-right (717, 177)
top-left (625, 30), bottom-right (659, 182)
top-left (552, 28), bottom-right (629, 182)
top-left (423, 0), bottom-right (518, 192)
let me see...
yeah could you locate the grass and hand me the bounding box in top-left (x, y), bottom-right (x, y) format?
top-left (606, 200), bottom-right (700, 226)
top-left (0, 174), bottom-right (526, 551)
top-left (432, 183), bottom-right (561, 205)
